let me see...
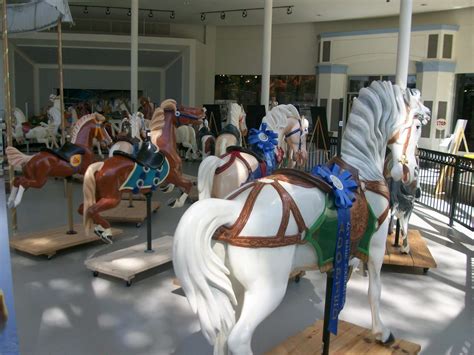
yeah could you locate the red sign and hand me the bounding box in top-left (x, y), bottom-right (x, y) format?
top-left (436, 118), bottom-right (447, 131)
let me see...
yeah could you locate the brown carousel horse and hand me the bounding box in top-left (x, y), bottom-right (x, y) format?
top-left (6, 113), bottom-right (112, 209)
top-left (79, 99), bottom-right (205, 243)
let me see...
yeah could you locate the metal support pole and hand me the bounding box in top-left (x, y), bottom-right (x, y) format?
top-left (2, 0), bottom-right (17, 231)
top-left (449, 157), bottom-right (461, 227)
top-left (322, 271), bottom-right (333, 355)
top-left (144, 192), bottom-right (154, 253)
top-left (130, 0), bottom-right (139, 113)
top-left (65, 177), bottom-right (76, 234)
top-left (395, 0), bottom-right (413, 89)
top-left (394, 219), bottom-right (400, 246)
top-left (128, 192), bottom-right (134, 208)
top-left (57, 17), bottom-right (65, 145)
top-left (336, 98), bottom-right (344, 157)
top-left (260, 0), bottom-right (273, 110)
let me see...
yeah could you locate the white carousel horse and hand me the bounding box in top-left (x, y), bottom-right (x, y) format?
top-left (12, 107), bottom-right (27, 144)
top-left (198, 104), bottom-right (309, 200)
top-left (198, 119), bottom-right (216, 159)
top-left (24, 96), bottom-right (62, 149)
top-left (215, 103), bottom-right (248, 156)
top-left (174, 82), bottom-right (430, 355)
top-left (108, 112), bottom-right (146, 157)
top-left (176, 124), bottom-right (199, 160)
top-left (386, 115), bottom-right (425, 254)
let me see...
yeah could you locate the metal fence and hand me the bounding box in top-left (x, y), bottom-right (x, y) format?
top-left (304, 138), bottom-right (474, 231)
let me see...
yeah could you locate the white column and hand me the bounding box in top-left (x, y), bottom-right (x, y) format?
top-left (260, 0), bottom-right (272, 110)
top-left (395, 0), bottom-right (413, 89)
top-left (130, 0), bottom-right (139, 112)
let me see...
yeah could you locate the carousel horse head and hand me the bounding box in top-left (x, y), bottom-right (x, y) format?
top-left (388, 88), bottom-right (430, 184)
top-left (161, 99), bottom-right (206, 126)
top-left (71, 112), bottom-right (113, 147)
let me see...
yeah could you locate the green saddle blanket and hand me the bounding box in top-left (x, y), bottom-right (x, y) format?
top-left (305, 196), bottom-right (378, 272)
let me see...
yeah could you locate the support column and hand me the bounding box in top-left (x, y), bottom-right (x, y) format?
top-left (260, 0), bottom-right (272, 110)
top-left (395, 0), bottom-right (413, 89)
top-left (130, 0), bottom-right (139, 112)
top-left (57, 18), bottom-right (65, 145)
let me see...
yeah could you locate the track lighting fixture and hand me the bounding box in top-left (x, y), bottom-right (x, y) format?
top-left (148, 9), bottom-right (153, 18)
top-left (287, 6), bottom-right (292, 15)
top-left (242, 9), bottom-right (247, 18)
top-left (72, 5), bottom-right (175, 20)
top-left (105, 7), bottom-right (111, 15)
top-left (220, 11), bottom-right (226, 20)
top-left (200, 5), bottom-right (294, 21)
top-left (127, 8), bottom-right (131, 16)
top-left (170, 11), bottom-right (175, 19)
top-left (83, 6), bottom-right (88, 14)
top-left (200, 12), bottom-right (206, 21)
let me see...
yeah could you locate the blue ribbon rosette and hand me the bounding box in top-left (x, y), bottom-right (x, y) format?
top-left (313, 163), bottom-right (358, 335)
top-left (248, 123), bottom-right (279, 174)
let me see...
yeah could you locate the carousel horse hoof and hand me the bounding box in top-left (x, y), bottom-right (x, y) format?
top-left (92, 271), bottom-right (99, 277)
top-left (94, 227), bottom-right (114, 245)
top-left (400, 245), bottom-right (410, 254)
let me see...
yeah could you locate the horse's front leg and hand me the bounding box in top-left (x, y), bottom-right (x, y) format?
top-left (10, 174), bottom-right (49, 208)
top-left (86, 196), bottom-right (121, 244)
top-left (367, 218), bottom-right (394, 343)
top-left (165, 170), bottom-right (192, 208)
top-left (399, 211), bottom-right (411, 254)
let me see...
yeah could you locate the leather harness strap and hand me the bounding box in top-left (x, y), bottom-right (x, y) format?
top-left (362, 180), bottom-right (391, 227)
top-left (215, 151), bottom-right (253, 176)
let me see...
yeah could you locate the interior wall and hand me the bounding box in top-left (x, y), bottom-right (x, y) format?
top-left (14, 53), bottom-right (34, 115)
top-left (165, 57), bottom-right (183, 103)
top-left (38, 68), bottom-right (161, 109)
top-left (215, 8), bottom-right (474, 75)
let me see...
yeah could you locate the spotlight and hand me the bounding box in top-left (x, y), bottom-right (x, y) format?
top-left (220, 11), bottom-right (225, 20)
top-left (200, 12), bottom-right (206, 21)
top-left (242, 9), bottom-right (247, 18)
top-left (127, 8), bottom-right (131, 16)
top-left (105, 7), bottom-right (111, 15)
top-left (287, 6), bottom-right (293, 15)
top-left (148, 10), bottom-right (153, 18)
top-left (170, 11), bottom-right (175, 19)
top-left (83, 6), bottom-right (88, 14)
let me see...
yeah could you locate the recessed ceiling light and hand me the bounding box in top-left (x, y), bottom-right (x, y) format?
top-left (420, 3), bottom-right (427, 6)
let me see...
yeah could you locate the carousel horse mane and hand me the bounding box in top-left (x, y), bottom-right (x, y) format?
top-left (341, 81), bottom-right (406, 181)
top-left (70, 113), bottom-right (106, 143)
top-left (147, 99), bottom-right (174, 145)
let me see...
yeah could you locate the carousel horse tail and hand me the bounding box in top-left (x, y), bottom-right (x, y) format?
top-left (198, 156), bottom-right (224, 200)
top-left (83, 161), bottom-right (104, 235)
top-left (173, 198), bottom-right (240, 354)
top-left (5, 146), bottom-right (33, 168)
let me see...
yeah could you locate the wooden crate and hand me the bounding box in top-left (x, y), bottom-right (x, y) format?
top-left (10, 224), bottom-right (123, 259)
top-left (384, 230), bottom-right (437, 272)
top-left (84, 235), bottom-right (173, 286)
top-left (101, 200), bottom-right (160, 226)
top-left (266, 320), bottom-right (421, 354)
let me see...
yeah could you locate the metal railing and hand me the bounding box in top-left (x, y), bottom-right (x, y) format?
top-left (304, 138), bottom-right (474, 231)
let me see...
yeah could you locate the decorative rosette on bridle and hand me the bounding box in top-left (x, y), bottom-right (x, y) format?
top-left (248, 123), bottom-right (279, 174)
top-left (312, 162), bottom-right (358, 335)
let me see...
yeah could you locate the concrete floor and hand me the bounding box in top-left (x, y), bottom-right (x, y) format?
top-left (5, 161), bottom-right (474, 355)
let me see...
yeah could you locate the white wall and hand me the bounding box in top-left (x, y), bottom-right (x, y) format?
top-left (14, 53), bottom-right (34, 115)
top-left (214, 8), bottom-right (474, 76)
top-left (165, 57), bottom-right (182, 103)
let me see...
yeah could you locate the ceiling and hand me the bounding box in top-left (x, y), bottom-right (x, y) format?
top-left (67, 0), bottom-right (474, 26)
top-left (17, 45), bottom-right (181, 67)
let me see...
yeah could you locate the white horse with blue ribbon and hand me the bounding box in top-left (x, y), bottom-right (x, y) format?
top-left (173, 81), bottom-right (430, 354)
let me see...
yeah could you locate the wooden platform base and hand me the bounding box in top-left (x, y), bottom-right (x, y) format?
top-left (101, 200), bottom-right (160, 227)
top-left (10, 224), bottom-right (123, 259)
top-left (84, 235), bottom-right (173, 286)
top-left (267, 320), bottom-right (421, 354)
top-left (384, 229), bottom-right (437, 272)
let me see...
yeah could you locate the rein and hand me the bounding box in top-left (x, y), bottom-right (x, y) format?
top-left (284, 118), bottom-right (303, 152)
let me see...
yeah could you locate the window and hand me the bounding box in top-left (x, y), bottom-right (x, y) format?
top-left (322, 41), bottom-right (331, 62)
top-left (427, 34), bottom-right (438, 58)
top-left (443, 34), bottom-right (453, 59)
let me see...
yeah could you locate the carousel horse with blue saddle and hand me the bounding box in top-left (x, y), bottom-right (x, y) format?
top-left (79, 99), bottom-right (205, 243)
top-left (6, 113), bottom-right (112, 209)
top-left (198, 104), bottom-right (309, 199)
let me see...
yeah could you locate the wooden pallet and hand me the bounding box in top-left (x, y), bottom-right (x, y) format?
top-left (266, 320), bottom-right (421, 354)
top-left (84, 235), bottom-right (173, 286)
top-left (100, 200), bottom-right (160, 226)
top-left (384, 230), bottom-right (437, 272)
top-left (10, 224), bottom-right (123, 259)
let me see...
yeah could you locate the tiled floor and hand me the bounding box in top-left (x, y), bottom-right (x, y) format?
top-left (4, 161), bottom-right (473, 354)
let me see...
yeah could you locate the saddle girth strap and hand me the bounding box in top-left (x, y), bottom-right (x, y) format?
top-left (215, 151), bottom-right (253, 177)
top-left (363, 180), bottom-right (391, 228)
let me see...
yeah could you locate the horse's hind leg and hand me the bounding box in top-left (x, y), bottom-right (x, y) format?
top-left (367, 219), bottom-right (393, 343)
top-left (87, 196), bottom-right (121, 243)
top-left (165, 170), bottom-right (193, 208)
top-left (227, 246), bottom-right (295, 355)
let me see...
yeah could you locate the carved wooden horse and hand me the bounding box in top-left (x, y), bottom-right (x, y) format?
top-left (215, 103), bottom-right (248, 156)
top-left (6, 113), bottom-right (112, 208)
top-left (174, 82), bottom-right (430, 354)
top-left (79, 99), bottom-right (205, 243)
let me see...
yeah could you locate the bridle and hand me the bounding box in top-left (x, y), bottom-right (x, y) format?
top-left (284, 118), bottom-right (304, 154)
top-left (174, 108), bottom-right (205, 126)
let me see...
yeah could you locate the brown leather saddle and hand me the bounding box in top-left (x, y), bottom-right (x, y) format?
top-left (114, 140), bottom-right (165, 170)
top-left (213, 157), bottom-right (390, 249)
top-left (42, 142), bottom-right (86, 163)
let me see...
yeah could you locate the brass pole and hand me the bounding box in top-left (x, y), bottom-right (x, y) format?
top-left (2, 0), bottom-right (17, 231)
top-left (57, 17), bottom-right (65, 145)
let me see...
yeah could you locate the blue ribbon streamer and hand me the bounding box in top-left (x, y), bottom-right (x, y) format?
top-left (312, 163), bottom-right (357, 335)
